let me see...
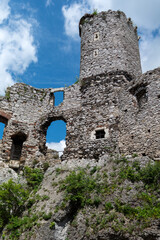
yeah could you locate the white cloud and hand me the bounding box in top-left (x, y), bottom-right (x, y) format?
top-left (0, 2), bottom-right (37, 96)
top-left (62, 0), bottom-right (160, 72)
top-left (140, 29), bottom-right (160, 72)
top-left (62, 2), bottom-right (89, 39)
top-left (46, 0), bottom-right (54, 7)
top-left (87, 0), bottom-right (112, 12)
top-left (46, 140), bottom-right (66, 156)
top-left (0, 0), bottom-right (10, 24)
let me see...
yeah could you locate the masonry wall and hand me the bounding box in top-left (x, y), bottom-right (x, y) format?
top-left (79, 10), bottom-right (142, 79)
top-left (0, 10), bottom-right (159, 168)
top-left (118, 68), bottom-right (160, 159)
top-left (0, 69), bottom-right (160, 166)
top-left (0, 83), bottom-right (82, 167)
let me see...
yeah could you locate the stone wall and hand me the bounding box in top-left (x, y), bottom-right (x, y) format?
top-left (118, 68), bottom-right (160, 159)
top-left (0, 10), bottom-right (159, 168)
top-left (79, 10), bottom-right (142, 79)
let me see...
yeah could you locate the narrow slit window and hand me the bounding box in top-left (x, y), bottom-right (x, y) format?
top-left (0, 122), bottom-right (5, 140)
top-left (54, 91), bottom-right (64, 106)
top-left (95, 129), bottom-right (105, 139)
top-left (94, 32), bottom-right (99, 41)
top-left (93, 49), bottom-right (99, 57)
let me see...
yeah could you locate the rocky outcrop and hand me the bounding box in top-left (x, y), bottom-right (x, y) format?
top-left (2, 154), bottom-right (159, 240)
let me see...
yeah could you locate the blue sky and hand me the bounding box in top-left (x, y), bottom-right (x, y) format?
top-left (0, 0), bottom-right (160, 153)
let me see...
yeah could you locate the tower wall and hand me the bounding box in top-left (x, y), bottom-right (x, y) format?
top-left (79, 10), bottom-right (142, 79)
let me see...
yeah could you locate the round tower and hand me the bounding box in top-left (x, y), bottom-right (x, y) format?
top-left (79, 10), bottom-right (142, 79)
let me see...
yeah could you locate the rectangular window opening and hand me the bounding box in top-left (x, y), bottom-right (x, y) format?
top-left (95, 129), bottom-right (105, 139)
top-left (11, 140), bottom-right (23, 160)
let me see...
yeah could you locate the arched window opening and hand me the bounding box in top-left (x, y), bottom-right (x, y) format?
top-left (0, 122), bottom-right (5, 140)
top-left (130, 83), bottom-right (148, 109)
top-left (54, 91), bottom-right (64, 106)
top-left (46, 120), bottom-right (66, 156)
top-left (10, 132), bottom-right (27, 160)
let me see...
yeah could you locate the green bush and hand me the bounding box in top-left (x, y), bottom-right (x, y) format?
top-left (60, 169), bottom-right (97, 210)
top-left (6, 214), bottom-right (38, 239)
top-left (50, 221), bottom-right (55, 230)
top-left (0, 179), bottom-right (29, 228)
top-left (105, 202), bottom-right (113, 213)
top-left (140, 162), bottom-right (160, 187)
top-left (119, 165), bottom-right (139, 183)
top-left (23, 166), bottom-right (44, 190)
top-left (43, 162), bottom-right (50, 171)
top-left (43, 212), bottom-right (52, 220)
top-left (92, 9), bottom-right (98, 15)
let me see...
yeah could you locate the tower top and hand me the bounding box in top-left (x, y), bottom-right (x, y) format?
top-left (79, 10), bottom-right (142, 79)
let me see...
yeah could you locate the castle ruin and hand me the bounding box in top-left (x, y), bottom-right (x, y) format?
top-left (0, 10), bottom-right (160, 169)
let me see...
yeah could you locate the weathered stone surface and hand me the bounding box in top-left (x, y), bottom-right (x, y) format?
top-left (79, 10), bottom-right (142, 79)
top-left (7, 155), bottom-right (159, 240)
top-left (0, 161), bottom-right (19, 184)
top-left (0, 10), bottom-right (159, 169)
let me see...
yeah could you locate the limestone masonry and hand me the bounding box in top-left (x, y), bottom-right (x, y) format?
top-left (0, 10), bottom-right (159, 169)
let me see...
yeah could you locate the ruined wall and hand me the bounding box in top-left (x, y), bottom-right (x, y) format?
top-left (61, 69), bottom-right (160, 160)
top-left (79, 10), bottom-right (142, 79)
top-left (0, 10), bottom-right (159, 168)
top-left (118, 68), bottom-right (160, 159)
top-left (0, 82), bottom-right (82, 168)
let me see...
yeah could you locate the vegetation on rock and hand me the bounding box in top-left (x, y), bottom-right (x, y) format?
top-left (0, 157), bottom-right (160, 239)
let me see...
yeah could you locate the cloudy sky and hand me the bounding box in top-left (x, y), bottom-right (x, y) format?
top-left (0, 0), bottom-right (160, 153)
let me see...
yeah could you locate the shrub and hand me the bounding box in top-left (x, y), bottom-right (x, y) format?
top-left (140, 162), bottom-right (160, 187)
top-left (23, 166), bottom-right (44, 190)
top-left (92, 9), bottom-right (98, 15)
top-left (6, 214), bottom-right (38, 239)
top-left (43, 162), bottom-right (50, 171)
top-left (60, 169), bottom-right (97, 210)
top-left (105, 202), bottom-right (113, 213)
top-left (0, 179), bottom-right (29, 228)
top-left (50, 221), bottom-right (55, 230)
top-left (43, 212), bottom-right (52, 220)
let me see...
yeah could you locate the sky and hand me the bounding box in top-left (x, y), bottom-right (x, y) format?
top-left (0, 0), bottom-right (160, 153)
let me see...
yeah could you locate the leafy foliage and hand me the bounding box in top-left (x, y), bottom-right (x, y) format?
top-left (60, 169), bottom-right (99, 210)
top-left (0, 179), bottom-right (29, 229)
top-left (92, 9), bottom-right (98, 15)
top-left (140, 162), bottom-right (160, 187)
top-left (23, 166), bottom-right (44, 190)
top-left (6, 214), bottom-right (38, 239)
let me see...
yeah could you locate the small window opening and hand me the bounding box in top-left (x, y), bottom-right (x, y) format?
top-left (0, 122), bottom-right (5, 140)
top-left (54, 91), bottom-right (64, 106)
top-left (93, 49), bottom-right (99, 57)
top-left (130, 84), bottom-right (148, 109)
top-left (11, 133), bottom-right (27, 160)
top-left (49, 93), bottom-right (55, 106)
top-left (136, 88), bottom-right (147, 108)
top-left (95, 129), bottom-right (105, 139)
top-left (94, 32), bottom-right (99, 41)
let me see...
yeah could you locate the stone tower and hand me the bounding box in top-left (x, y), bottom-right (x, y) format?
top-left (79, 10), bottom-right (142, 79)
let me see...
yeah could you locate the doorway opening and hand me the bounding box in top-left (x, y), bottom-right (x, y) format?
top-left (10, 132), bottom-right (27, 160)
top-left (46, 120), bottom-right (66, 156)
